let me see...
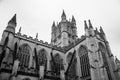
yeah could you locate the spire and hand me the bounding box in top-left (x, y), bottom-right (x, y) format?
top-left (100, 26), bottom-right (105, 35)
top-left (95, 27), bottom-right (99, 34)
top-left (8, 14), bottom-right (17, 26)
top-left (72, 15), bottom-right (76, 23)
top-left (84, 20), bottom-right (88, 29)
top-left (52, 21), bottom-right (55, 27)
top-left (52, 21), bottom-right (56, 32)
top-left (96, 27), bottom-right (98, 31)
top-left (88, 19), bottom-right (93, 29)
top-left (6, 14), bottom-right (17, 33)
top-left (18, 27), bottom-right (21, 33)
top-left (61, 10), bottom-right (66, 21)
top-left (61, 10), bottom-right (66, 18)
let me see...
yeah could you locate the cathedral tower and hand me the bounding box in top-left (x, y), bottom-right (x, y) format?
top-left (51, 10), bottom-right (77, 47)
top-left (0, 14), bottom-right (17, 77)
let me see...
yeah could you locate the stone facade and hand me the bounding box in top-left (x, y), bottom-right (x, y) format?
top-left (0, 11), bottom-right (120, 80)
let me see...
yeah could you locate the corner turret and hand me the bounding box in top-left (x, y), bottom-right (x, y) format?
top-left (61, 10), bottom-right (66, 22)
top-left (5, 14), bottom-right (17, 34)
top-left (71, 15), bottom-right (76, 23)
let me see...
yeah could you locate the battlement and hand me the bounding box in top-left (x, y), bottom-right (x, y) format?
top-left (15, 32), bottom-right (53, 47)
top-left (15, 32), bottom-right (86, 53)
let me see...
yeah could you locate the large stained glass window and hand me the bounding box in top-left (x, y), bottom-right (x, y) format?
top-left (38, 49), bottom-right (47, 70)
top-left (17, 44), bottom-right (30, 69)
top-left (51, 53), bottom-right (64, 76)
top-left (79, 46), bottom-right (90, 79)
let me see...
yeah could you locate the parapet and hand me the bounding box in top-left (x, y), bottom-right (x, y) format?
top-left (15, 33), bottom-right (52, 48)
top-left (15, 32), bottom-right (86, 53)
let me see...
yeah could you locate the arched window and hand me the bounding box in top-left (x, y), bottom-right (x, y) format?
top-left (17, 44), bottom-right (30, 69)
top-left (67, 52), bottom-right (77, 79)
top-left (99, 42), bottom-right (112, 80)
top-left (79, 46), bottom-right (90, 79)
top-left (51, 53), bottom-right (64, 75)
top-left (38, 49), bottom-right (47, 70)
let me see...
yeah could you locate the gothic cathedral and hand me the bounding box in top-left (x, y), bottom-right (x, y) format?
top-left (0, 11), bottom-right (120, 80)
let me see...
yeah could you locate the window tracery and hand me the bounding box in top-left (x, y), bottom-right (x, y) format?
top-left (51, 53), bottom-right (64, 76)
top-left (38, 49), bottom-right (47, 66)
top-left (79, 46), bottom-right (90, 78)
top-left (17, 44), bottom-right (30, 69)
top-left (37, 49), bottom-right (47, 73)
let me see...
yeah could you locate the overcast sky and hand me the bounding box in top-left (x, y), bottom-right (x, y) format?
top-left (0, 0), bottom-right (120, 59)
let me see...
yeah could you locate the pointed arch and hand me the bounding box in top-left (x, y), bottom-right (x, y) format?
top-left (37, 48), bottom-right (48, 72)
top-left (17, 43), bottom-right (31, 69)
top-left (54, 53), bottom-right (63, 64)
top-left (79, 45), bottom-right (88, 56)
top-left (38, 49), bottom-right (47, 66)
top-left (79, 45), bottom-right (90, 79)
top-left (51, 53), bottom-right (64, 75)
top-left (54, 53), bottom-right (64, 69)
top-left (98, 42), bottom-right (106, 53)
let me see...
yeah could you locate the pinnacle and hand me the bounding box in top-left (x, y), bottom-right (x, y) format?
top-left (88, 19), bottom-right (93, 29)
top-left (61, 10), bottom-right (66, 17)
top-left (36, 33), bottom-right (38, 39)
top-left (8, 14), bottom-right (17, 25)
top-left (84, 20), bottom-right (88, 29)
top-left (100, 26), bottom-right (105, 34)
top-left (95, 27), bottom-right (99, 34)
top-left (72, 15), bottom-right (76, 22)
top-left (52, 21), bottom-right (55, 27)
top-left (18, 27), bottom-right (21, 33)
top-left (96, 27), bottom-right (98, 32)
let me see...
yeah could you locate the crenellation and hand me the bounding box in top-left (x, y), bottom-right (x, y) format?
top-left (39, 40), bottom-right (43, 43)
top-left (16, 32), bottom-right (21, 36)
top-left (44, 42), bottom-right (49, 45)
top-left (22, 34), bottom-right (28, 38)
top-left (28, 36), bottom-right (33, 40)
top-left (33, 38), bottom-right (38, 41)
top-left (15, 33), bottom-right (53, 48)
